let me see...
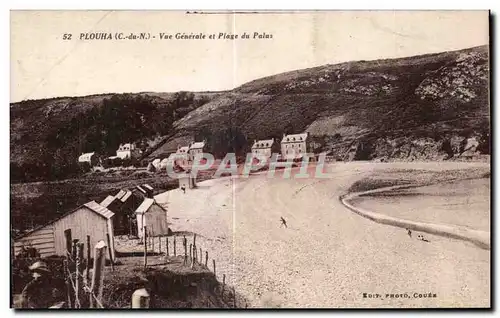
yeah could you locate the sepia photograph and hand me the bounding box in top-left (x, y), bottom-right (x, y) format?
top-left (9, 10), bottom-right (490, 309)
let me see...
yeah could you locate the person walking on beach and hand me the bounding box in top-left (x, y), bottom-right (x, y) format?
top-left (406, 228), bottom-right (412, 238)
top-left (181, 185), bottom-right (186, 194)
top-left (280, 217), bottom-right (287, 228)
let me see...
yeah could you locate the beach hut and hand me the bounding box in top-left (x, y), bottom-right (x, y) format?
top-left (14, 201), bottom-right (116, 261)
top-left (135, 198), bottom-right (169, 239)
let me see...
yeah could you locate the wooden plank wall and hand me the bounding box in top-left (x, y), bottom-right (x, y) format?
top-left (14, 225), bottom-right (56, 257)
top-left (53, 207), bottom-right (109, 258)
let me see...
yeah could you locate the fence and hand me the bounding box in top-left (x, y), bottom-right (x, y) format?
top-left (142, 227), bottom-right (247, 308)
top-left (63, 236), bottom-right (107, 309)
top-left (51, 228), bottom-right (245, 309)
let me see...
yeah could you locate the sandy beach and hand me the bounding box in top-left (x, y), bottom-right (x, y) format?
top-left (155, 162), bottom-right (490, 308)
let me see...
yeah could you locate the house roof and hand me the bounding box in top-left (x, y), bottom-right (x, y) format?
top-left (118, 143), bottom-right (135, 150)
top-left (143, 184), bottom-right (153, 191)
top-left (281, 133), bottom-right (308, 143)
top-left (15, 201), bottom-right (114, 240)
top-left (177, 146), bottom-right (190, 153)
top-left (252, 139), bottom-right (274, 149)
top-left (135, 198), bottom-right (155, 214)
top-left (136, 185), bottom-right (147, 194)
top-left (84, 201), bottom-right (115, 219)
top-left (190, 141), bottom-right (205, 150)
top-left (78, 152), bottom-right (95, 162)
top-left (115, 189), bottom-right (127, 200)
top-left (100, 195), bottom-right (116, 208)
top-left (121, 191), bottom-right (133, 202)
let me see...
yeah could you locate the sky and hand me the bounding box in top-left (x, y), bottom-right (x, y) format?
top-left (10, 10), bottom-right (489, 103)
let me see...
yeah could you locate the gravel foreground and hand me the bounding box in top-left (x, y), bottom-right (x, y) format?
top-left (155, 162), bottom-right (490, 308)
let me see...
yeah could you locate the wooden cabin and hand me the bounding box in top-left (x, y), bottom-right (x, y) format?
top-left (114, 189), bottom-right (143, 237)
top-left (14, 201), bottom-right (116, 261)
top-left (100, 195), bottom-right (129, 236)
top-left (135, 198), bottom-right (169, 239)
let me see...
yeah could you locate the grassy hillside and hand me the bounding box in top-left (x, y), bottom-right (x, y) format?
top-left (158, 45), bottom-right (489, 161)
top-left (10, 92), bottom-right (220, 182)
top-left (10, 45), bottom-right (490, 182)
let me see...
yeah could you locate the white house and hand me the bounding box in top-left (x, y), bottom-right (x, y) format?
top-left (116, 143), bottom-right (141, 160)
top-left (78, 152), bottom-right (98, 166)
top-left (280, 132), bottom-right (309, 160)
top-left (251, 139), bottom-right (274, 159)
top-left (173, 145), bottom-right (191, 166)
top-left (188, 140), bottom-right (206, 158)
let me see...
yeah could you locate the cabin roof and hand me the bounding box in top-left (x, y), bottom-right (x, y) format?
top-left (136, 185), bottom-right (147, 194)
top-left (135, 198), bottom-right (155, 214)
top-left (84, 201), bottom-right (115, 219)
top-left (190, 141), bottom-right (205, 149)
top-left (100, 195), bottom-right (116, 208)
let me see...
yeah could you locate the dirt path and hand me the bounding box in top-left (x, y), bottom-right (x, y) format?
top-left (155, 162), bottom-right (490, 308)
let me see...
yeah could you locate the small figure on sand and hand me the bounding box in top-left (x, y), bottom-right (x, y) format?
top-left (181, 185), bottom-right (186, 194)
top-left (280, 216), bottom-right (287, 228)
top-left (406, 228), bottom-right (412, 238)
top-left (417, 234), bottom-right (430, 243)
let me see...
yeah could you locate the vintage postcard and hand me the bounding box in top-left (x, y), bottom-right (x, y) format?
top-left (10, 10), bottom-right (490, 309)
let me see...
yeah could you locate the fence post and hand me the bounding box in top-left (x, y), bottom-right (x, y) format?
top-left (72, 239), bottom-right (79, 262)
top-left (205, 251), bottom-right (208, 267)
top-left (86, 235), bottom-right (91, 282)
top-left (64, 230), bottom-right (72, 257)
top-left (233, 286), bottom-right (236, 308)
top-left (199, 248), bottom-right (202, 265)
top-left (63, 259), bottom-right (73, 308)
top-left (166, 237), bottom-right (169, 256)
top-left (90, 240), bottom-right (107, 308)
top-left (131, 288), bottom-right (150, 308)
top-left (143, 226), bottom-right (148, 269)
top-left (213, 259), bottom-right (216, 277)
top-left (75, 243), bottom-right (84, 308)
top-left (173, 236), bottom-right (176, 257)
top-left (183, 237), bottom-right (187, 265)
top-left (222, 274), bottom-right (225, 296)
top-left (193, 234), bottom-right (197, 264)
top-left (106, 233), bottom-right (114, 271)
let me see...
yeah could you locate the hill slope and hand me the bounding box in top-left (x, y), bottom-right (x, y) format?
top-left (10, 45), bottom-right (490, 182)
